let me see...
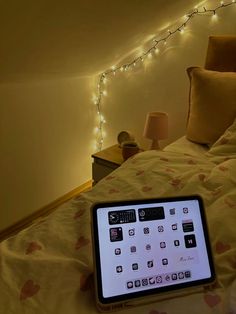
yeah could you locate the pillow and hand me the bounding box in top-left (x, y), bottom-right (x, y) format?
top-left (208, 117), bottom-right (236, 156)
top-left (186, 67), bottom-right (236, 145)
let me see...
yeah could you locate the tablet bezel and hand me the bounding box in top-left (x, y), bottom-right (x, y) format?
top-left (91, 195), bottom-right (216, 306)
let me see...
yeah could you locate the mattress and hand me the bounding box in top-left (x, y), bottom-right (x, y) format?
top-left (0, 134), bottom-right (236, 314)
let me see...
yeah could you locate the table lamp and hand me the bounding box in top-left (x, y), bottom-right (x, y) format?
top-left (143, 112), bottom-right (168, 149)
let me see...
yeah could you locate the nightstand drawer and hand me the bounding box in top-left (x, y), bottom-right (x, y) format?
top-left (92, 162), bottom-right (118, 183)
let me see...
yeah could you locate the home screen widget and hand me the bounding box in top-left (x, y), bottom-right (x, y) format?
top-left (138, 207), bottom-right (165, 221)
top-left (182, 220), bottom-right (194, 232)
top-left (108, 209), bottom-right (136, 225)
top-left (184, 234), bottom-right (197, 248)
top-left (110, 227), bottom-right (123, 242)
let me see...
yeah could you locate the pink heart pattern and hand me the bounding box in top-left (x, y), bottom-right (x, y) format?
top-left (105, 175), bottom-right (115, 181)
top-left (74, 209), bottom-right (86, 219)
top-left (75, 236), bottom-right (90, 250)
top-left (25, 242), bottom-right (42, 255)
top-left (204, 293), bottom-right (221, 308)
top-left (108, 188), bottom-right (120, 194)
top-left (187, 159), bottom-right (197, 165)
top-left (142, 186), bottom-right (152, 192)
top-left (20, 280), bottom-right (40, 301)
top-left (136, 170), bottom-right (144, 176)
top-left (215, 241), bottom-right (231, 254)
top-left (149, 310), bottom-right (167, 314)
top-left (80, 273), bottom-right (93, 292)
top-left (198, 174), bottom-right (206, 182)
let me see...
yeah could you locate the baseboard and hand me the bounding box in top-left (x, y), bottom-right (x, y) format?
top-left (0, 180), bottom-right (92, 242)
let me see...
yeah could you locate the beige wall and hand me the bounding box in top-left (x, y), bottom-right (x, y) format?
top-left (0, 77), bottom-right (94, 230)
top-left (0, 1), bottom-right (236, 231)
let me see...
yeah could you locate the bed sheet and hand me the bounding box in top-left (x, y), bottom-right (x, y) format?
top-left (0, 136), bottom-right (236, 314)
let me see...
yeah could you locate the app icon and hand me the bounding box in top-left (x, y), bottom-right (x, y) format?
top-left (172, 273), bottom-right (177, 280)
top-left (130, 246), bottom-right (137, 253)
top-left (172, 223), bottom-right (178, 231)
top-left (156, 276), bottom-right (162, 283)
top-left (147, 260), bottom-right (154, 268)
top-left (110, 227), bottom-right (123, 242)
top-left (160, 242), bottom-right (166, 249)
top-left (143, 227), bottom-right (150, 234)
top-left (127, 281), bottom-right (133, 289)
top-left (116, 265), bottom-right (123, 273)
top-left (158, 225), bottom-right (164, 232)
top-left (135, 280), bottom-right (141, 287)
top-left (165, 275), bottom-right (171, 281)
top-left (185, 271), bottom-right (191, 278)
top-left (178, 272), bottom-right (184, 279)
top-left (184, 234), bottom-right (197, 248)
top-left (174, 240), bottom-right (180, 247)
top-left (128, 228), bottom-right (135, 236)
top-left (146, 244), bottom-right (151, 251)
top-left (149, 277), bottom-right (155, 285)
top-left (132, 263), bottom-right (138, 271)
top-left (169, 208), bottom-right (176, 215)
top-left (183, 207), bottom-right (189, 214)
top-left (182, 220), bottom-right (194, 232)
top-left (114, 248), bottom-right (121, 255)
top-left (162, 258), bottom-right (168, 265)
top-left (142, 278), bottom-right (148, 286)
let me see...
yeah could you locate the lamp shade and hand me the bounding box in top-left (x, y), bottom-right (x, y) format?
top-left (143, 112), bottom-right (168, 140)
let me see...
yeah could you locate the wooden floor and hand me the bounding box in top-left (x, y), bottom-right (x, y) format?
top-left (0, 180), bottom-right (92, 242)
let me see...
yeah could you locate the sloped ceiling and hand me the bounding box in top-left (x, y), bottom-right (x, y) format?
top-left (0, 0), bottom-right (200, 82)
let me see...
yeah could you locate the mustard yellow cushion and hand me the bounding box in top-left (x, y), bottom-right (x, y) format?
top-left (186, 67), bottom-right (236, 145)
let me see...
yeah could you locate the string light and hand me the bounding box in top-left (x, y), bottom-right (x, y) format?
top-left (93, 0), bottom-right (236, 151)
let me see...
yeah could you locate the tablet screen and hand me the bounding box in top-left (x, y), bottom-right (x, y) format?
top-left (92, 195), bottom-right (215, 305)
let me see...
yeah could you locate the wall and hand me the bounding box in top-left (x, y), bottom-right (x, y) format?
top-left (102, 5), bottom-right (236, 149)
top-left (0, 1), bottom-right (235, 232)
top-left (0, 76), bottom-right (94, 231)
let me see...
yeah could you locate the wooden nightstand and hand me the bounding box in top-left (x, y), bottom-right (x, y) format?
top-left (91, 145), bottom-right (123, 184)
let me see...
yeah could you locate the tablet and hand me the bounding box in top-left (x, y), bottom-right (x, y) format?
top-left (91, 195), bottom-right (215, 311)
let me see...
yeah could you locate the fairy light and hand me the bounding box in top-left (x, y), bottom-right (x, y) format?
top-left (93, 0), bottom-right (236, 151)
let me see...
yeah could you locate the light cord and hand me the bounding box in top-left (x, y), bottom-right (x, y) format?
top-left (93, 0), bottom-right (236, 151)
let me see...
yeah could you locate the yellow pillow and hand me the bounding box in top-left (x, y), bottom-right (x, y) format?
top-left (186, 67), bottom-right (236, 145)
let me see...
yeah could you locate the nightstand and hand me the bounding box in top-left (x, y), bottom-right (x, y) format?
top-left (91, 145), bottom-right (123, 184)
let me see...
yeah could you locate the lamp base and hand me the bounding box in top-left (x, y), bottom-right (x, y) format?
top-left (150, 139), bottom-right (161, 150)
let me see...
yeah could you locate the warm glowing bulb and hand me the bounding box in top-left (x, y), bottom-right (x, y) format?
top-left (212, 12), bottom-right (218, 19)
top-left (133, 62), bottom-right (136, 66)
top-left (220, 1), bottom-right (224, 4)
top-left (103, 77), bottom-right (107, 84)
top-left (232, 0), bottom-right (235, 3)
top-left (102, 90), bottom-right (107, 96)
top-left (148, 53), bottom-right (152, 58)
top-left (180, 28), bottom-right (185, 34)
top-left (164, 41), bottom-right (167, 45)
top-left (120, 66), bottom-right (124, 72)
top-left (111, 65), bottom-right (116, 70)
top-left (155, 47), bottom-right (160, 54)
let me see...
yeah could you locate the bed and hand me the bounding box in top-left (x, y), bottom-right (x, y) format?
top-left (1, 36), bottom-right (236, 314)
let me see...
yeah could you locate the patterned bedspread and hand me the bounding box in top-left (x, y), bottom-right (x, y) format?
top-left (1, 123), bottom-right (236, 314)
